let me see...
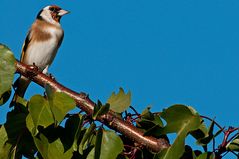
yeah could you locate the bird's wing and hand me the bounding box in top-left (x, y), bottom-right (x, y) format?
top-left (20, 30), bottom-right (32, 62)
top-left (57, 30), bottom-right (64, 48)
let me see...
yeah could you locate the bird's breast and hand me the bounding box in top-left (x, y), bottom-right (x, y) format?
top-left (25, 40), bottom-right (56, 70)
top-left (24, 33), bottom-right (62, 71)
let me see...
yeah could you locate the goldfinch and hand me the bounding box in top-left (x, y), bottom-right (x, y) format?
top-left (12, 5), bottom-right (69, 101)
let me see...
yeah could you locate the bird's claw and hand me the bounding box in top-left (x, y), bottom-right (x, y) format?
top-left (27, 63), bottom-right (39, 79)
top-left (48, 73), bottom-right (56, 81)
top-left (80, 92), bottom-right (89, 99)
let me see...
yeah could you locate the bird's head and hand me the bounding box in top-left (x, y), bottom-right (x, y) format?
top-left (37, 5), bottom-right (69, 25)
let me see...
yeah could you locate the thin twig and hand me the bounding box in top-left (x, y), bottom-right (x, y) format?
top-left (200, 115), bottom-right (224, 132)
top-left (227, 132), bottom-right (239, 143)
top-left (129, 106), bottom-right (140, 116)
top-left (231, 151), bottom-right (239, 157)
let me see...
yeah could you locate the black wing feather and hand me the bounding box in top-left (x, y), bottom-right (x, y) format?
top-left (21, 31), bottom-right (31, 62)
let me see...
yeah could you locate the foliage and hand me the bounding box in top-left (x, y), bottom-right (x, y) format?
top-left (0, 44), bottom-right (15, 106)
top-left (0, 44), bottom-right (239, 159)
top-left (107, 88), bottom-right (131, 113)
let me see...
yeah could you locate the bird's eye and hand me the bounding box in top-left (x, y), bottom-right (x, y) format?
top-left (49, 7), bottom-right (56, 12)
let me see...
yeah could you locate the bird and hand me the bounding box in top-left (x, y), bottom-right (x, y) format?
top-left (11, 5), bottom-right (69, 104)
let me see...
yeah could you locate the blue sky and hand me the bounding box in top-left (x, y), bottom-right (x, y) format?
top-left (1, 0), bottom-right (239, 158)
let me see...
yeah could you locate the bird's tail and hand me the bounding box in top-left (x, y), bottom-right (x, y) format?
top-left (10, 76), bottom-right (30, 107)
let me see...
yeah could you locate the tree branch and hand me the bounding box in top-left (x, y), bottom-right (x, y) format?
top-left (15, 60), bottom-right (170, 153)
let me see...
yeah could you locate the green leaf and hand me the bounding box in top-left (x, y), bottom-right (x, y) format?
top-left (100, 130), bottom-right (124, 159)
top-left (157, 105), bottom-right (201, 159)
top-left (87, 130), bottom-right (124, 159)
top-left (141, 106), bottom-right (154, 120)
top-left (28, 95), bottom-right (54, 129)
top-left (26, 114), bottom-right (36, 135)
top-left (17, 131), bottom-right (36, 158)
top-left (45, 84), bottom-right (54, 102)
top-left (46, 86), bottom-right (76, 123)
top-left (180, 145), bottom-right (197, 159)
top-left (34, 134), bottom-right (73, 159)
top-left (0, 44), bottom-right (16, 98)
top-left (65, 114), bottom-right (89, 153)
top-left (137, 118), bottom-right (158, 130)
top-left (139, 106), bottom-right (163, 127)
top-left (226, 135), bottom-right (239, 151)
top-left (190, 122), bottom-right (208, 142)
top-left (0, 126), bottom-right (13, 158)
top-left (107, 88), bottom-right (131, 113)
top-left (9, 146), bottom-right (16, 159)
top-left (14, 96), bottom-right (28, 107)
top-left (0, 89), bottom-right (11, 106)
top-left (65, 114), bottom-right (83, 138)
top-left (93, 100), bottom-right (101, 119)
top-left (144, 124), bottom-right (163, 137)
top-left (72, 115), bottom-right (84, 152)
top-left (95, 127), bottom-right (103, 159)
top-left (79, 123), bottom-right (96, 154)
top-left (196, 152), bottom-right (215, 159)
top-left (95, 100), bottom-right (102, 112)
top-left (159, 105), bottom-right (201, 134)
top-left (93, 103), bottom-right (110, 120)
top-left (1, 111), bottom-right (30, 159)
top-left (137, 107), bottom-right (164, 136)
top-left (188, 107), bottom-right (209, 142)
top-left (196, 120), bottom-right (223, 146)
top-left (4, 112), bottom-right (27, 140)
top-left (52, 92), bottom-right (76, 123)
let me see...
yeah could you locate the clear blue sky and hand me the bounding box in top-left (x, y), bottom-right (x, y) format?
top-left (1, 0), bottom-right (239, 158)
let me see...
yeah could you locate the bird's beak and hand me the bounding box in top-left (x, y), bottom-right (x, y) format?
top-left (58, 9), bottom-right (70, 16)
